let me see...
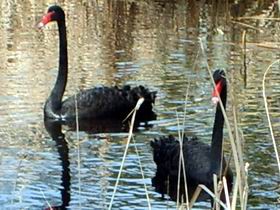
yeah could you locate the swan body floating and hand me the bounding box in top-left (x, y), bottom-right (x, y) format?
top-left (151, 69), bottom-right (233, 207)
top-left (38, 5), bottom-right (156, 121)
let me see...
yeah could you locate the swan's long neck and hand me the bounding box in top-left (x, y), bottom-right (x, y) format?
top-left (45, 19), bottom-right (68, 118)
top-left (210, 82), bottom-right (227, 173)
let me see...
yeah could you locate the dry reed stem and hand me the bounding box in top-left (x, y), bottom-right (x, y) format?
top-left (40, 189), bottom-right (52, 209)
top-left (179, 50), bottom-right (202, 209)
top-left (231, 20), bottom-right (263, 32)
top-left (176, 111), bottom-right (189, 209)
top-left (230, 76), bottom-right (247, 209)
top-left (181, 79), bottom-right (191, 142)
top-left (213, 174), bottom-right (219, 210)
top-left (256, 43), bottom-right (280, 50)
top-left (262, 59), bottom-right (280, 174)
top-left (13, 155), bottom-right (27, 201)
top-left (232, 104), bottom-right (245, 173)
top-left (223, 176), bottom-right (231, 209)
top-left (122, 107), bottom-right (134, 123)
top-left (236, 17), bottom-right (280, 20)
top-left (175, 82), bottom-right (191, 209)
top-left (231, 169), bottom-right (239, 210)
top-left (74, 93), bottom-right (82, 209)
top-left (108, 98), bottom-right (144, 210)
top-left (242, 30), bottom-right (247, 87)
top-left (176, 111), bottom-right (183, 207)
top-left (242, 162), bottom-right (250, 209)
top-left (131, 135), bottom-right (152, 209)
top-left (198, 184), bottom-right (228, 209)
top-left (188, 186), bottom-right (202, 208)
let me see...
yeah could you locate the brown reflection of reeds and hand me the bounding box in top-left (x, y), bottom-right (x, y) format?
top-left (0, 0), bottom-right (47, 120)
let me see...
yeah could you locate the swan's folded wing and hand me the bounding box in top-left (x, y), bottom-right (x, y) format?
top-left (61, 85), bottom-right (156, 120)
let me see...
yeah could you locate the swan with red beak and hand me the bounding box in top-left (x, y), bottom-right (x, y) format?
top-left (37, 5), bottom-right (156, 121)
top-left (151, 69), bottom-right (232, 208)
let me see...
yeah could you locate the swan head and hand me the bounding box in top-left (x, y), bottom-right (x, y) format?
top-left (211, 69), bottom-right (226, 105)
top-left (38, 5), bottom-right (65, 28)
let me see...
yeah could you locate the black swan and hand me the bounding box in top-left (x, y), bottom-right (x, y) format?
top-left (151, 69), bottom-right (233, 207)
top-left (38, 5), bottom-right (156, 121)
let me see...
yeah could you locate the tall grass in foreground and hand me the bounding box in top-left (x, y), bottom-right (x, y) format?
top-left (175, 42), bottom-right (280, 210)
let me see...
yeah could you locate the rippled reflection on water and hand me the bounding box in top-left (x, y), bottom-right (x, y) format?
top-left (0, 0), bottom-right (279, 209)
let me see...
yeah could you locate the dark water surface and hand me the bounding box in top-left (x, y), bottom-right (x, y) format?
top-left (0, 0), bottom-right (279, 209)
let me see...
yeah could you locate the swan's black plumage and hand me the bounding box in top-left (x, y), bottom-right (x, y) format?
top-left (60, 85), bottom-right (156, 119)
top-left (39, 5), bottom-right (156, 120)
top-left (151, 69), bottom-right (233, 206)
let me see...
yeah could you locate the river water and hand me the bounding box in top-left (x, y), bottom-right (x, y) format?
top-left (0, 0), bottom-right (279, 209)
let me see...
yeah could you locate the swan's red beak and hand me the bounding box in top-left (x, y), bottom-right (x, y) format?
top-left (37, 11), bottom-right (55, 29)
top-left (211, 80), bottom-right (223, 105)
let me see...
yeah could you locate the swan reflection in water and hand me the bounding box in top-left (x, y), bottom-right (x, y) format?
top-left (60, 113), bottom-right (156, 134)
top-left (44, 119), bottom-right (70, 210)
top-left (43, 114), bottom-right (152, 209)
